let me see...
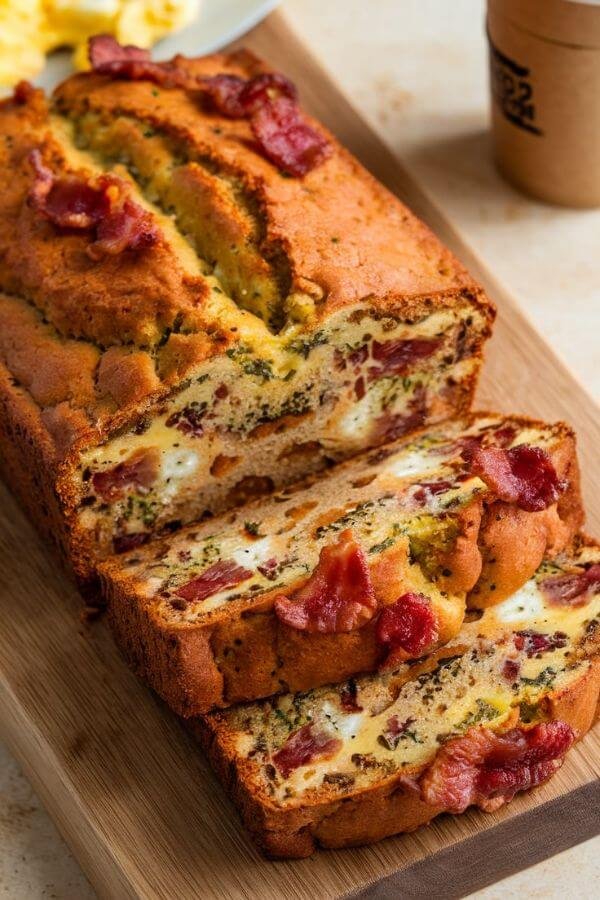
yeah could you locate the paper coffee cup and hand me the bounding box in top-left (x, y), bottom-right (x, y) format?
top-left (487, 0), bottom-right (600, 207)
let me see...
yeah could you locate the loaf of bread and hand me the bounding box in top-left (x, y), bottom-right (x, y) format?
top-left (101, 412), bottom-right (582, 715)
top-left (0, 48), bottom-right (494, 587)
top-left (196, 540), bottom-right (600, 857)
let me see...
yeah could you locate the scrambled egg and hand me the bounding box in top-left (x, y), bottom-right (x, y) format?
top-left (0, 0), bottom-right (201, 87)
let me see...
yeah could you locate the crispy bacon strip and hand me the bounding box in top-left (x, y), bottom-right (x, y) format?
top-left (89, 34), bottom-right (151, 67)
top-left (540, 563), bottom-right (600, 607)
top-left (27, 150), bottom-right (159, 259)
top-left (469, 444), bottom-right (565, 512)
top-left (272, 723), bottom-right (342, 778)
top-left (175, 560), bottom-right (253, 604)
top-left (87, 36), bottom-right (330, 176)
top-left (273, 529), bottom-right (377, 633)
top-left (376, 592), bottom-right (439, 669)
top-left (88, 34), bottom-right (194, 88)
top-left (420, 722), bottom-right (574, 814)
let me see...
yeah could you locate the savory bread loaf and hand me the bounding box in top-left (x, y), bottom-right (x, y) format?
top-left (196, 540), bottom-right (600, 857)
top-left (0, 47), bottom-right (494, 587)
top-left (100, 412), bottom-right (582, 715)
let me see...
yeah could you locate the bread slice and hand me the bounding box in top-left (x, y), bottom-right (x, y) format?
top-left (0, 50), bottom-right (494, 586)
top-left (196, 539), bottom-right (600, 857)
top-left (100, 412), bottom-right (582, 715)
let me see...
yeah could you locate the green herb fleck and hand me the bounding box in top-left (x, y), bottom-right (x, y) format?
top-left (368, 536), bottom-right (395, 555)
top-left (458, 698), bottom-right (499, 730)
top-left (285, 331), bottom-right (328, 359)
top-left (520, 667), bottom-right (557, 688)
top-left (244, 521), bottom-right (262, 537)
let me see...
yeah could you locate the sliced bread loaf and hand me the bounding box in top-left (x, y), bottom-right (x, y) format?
top-left (101, 412), bottom-right (582, 715)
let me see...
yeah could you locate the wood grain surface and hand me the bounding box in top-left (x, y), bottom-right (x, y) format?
top-left (0, 10), bottom-right (598, 900)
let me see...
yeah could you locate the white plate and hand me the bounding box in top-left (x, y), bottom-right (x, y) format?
top-left (35, 0), bottom-right (280, 92)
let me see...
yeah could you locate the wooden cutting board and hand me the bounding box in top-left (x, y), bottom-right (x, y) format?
top-left (0, 11), bottom-right (598, 900)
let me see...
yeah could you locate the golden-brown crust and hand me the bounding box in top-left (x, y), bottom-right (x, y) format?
top-left (192, 655), bottom-right (600, 858)
top-left (468, 433), bottom-right (584, 607)
top-left (53, 49), bottom-right (482, 317)
top-left (103, 414), bottom-right (582, 717)
top-left (0, 52), bottom-right (493, 587)
top-left (0, 54), bottom-right (493, 462)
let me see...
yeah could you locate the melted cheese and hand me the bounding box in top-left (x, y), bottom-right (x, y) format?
top-left (383, 448), bottom-right (443, 480)
top-left (493, 581), bottom-right (544, 624)
top-left (230, 536), bottom-right (276, 569)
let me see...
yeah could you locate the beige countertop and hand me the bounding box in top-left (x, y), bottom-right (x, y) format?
top-left (1, 1), bottom-right (598, 896)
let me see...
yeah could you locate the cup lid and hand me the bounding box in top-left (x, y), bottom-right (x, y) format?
top-left (488, 0), bottom-right (600, 49)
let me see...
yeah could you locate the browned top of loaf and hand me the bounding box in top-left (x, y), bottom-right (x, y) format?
top-left (0, 49), bottom-right (490, 460)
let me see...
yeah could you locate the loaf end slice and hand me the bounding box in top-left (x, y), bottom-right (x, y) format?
top-left (196, 539), bottom-right (600, 857)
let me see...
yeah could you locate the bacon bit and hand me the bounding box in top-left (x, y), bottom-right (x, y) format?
top-left (379, 715), bottom-right (416, 750)
top-left (445, 425), bottom-right (514, 464)
top-left (354, 376), bottom-right (366, 400)
top-left (369, 338), bottom-right (440, 381)
top-left (28, 150), bottom-right (107, 228)
top-left (501, 659), bottom-right (520, 683)
top-left (89, 34), bottom-right (151, 68)
top-left (349, 345), bottom-right (369, 368)
top-left (251, 95), bottom-right (332, 176)
top-left (89, 197), bottom-right (158, 259)
top-left (514, 630), bottom-right (568, 657)
top-left (175, 560), bottom-right (253, 604)
top-left (540, 563), bottom-right (600, 607)
top-left (215, 383), bottom-right (229, 400)
top-left (113, 532), bottom-right (150, 554)
top-left (199, 74), bottom-right (247, 116)
top-left (374, 382), bottom-right (427, 443)
top-left (239, 72), bottom-right (298, 112)
top-left (374, 407), bottom-right (426, 444)
top-left (272, 723), bottom-right (342, 778)
top-left (420, 722), bottom-right (574, 814)
top-left (202, 71), bottom-right (297, 118)
top-left (257, 557), bottom-right (279, 581)
top-left (165, 402), bottom-right (207, 437)
top-left (273, 529), bottom-right (377, 633)
top-left (89, 34), bottom-right (191, 88)
top-left (492, 425), bottom-right (517, 447)
top-left (412, 480), bottom-right (452, 507)
top-left (469, 444), bottom-right (565, 512)
top-left (376, 592), bottom-right (439, 670)
top-left (340, 679), bottom-right (363, 712)
top-left (92, 448), bottom-right (160, 502)
top-left (13, 80), bottom-right (36, 105)
top-left (27, 150), bottom-right (159, 259)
